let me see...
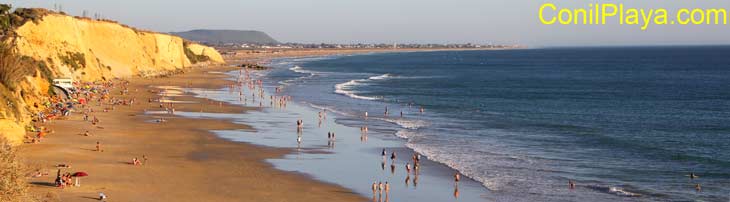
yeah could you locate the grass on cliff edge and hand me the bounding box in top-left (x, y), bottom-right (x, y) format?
top-left (0, 138), bottom-right (34, 202)
top-left (0, 42), bottom-right (27, 90)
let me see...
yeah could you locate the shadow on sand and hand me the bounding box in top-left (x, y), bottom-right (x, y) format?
top-left (30, 181), bottom-right (56, 187)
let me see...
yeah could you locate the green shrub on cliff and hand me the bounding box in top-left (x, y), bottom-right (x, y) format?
top-left (58, 51), bottom-right (86, 71)
top-left (0, 4), bottom-right (11, 37)
top-left (184, 46), bottom-right (210, 64)
top-left (0, 5), bottom-right (51, 40)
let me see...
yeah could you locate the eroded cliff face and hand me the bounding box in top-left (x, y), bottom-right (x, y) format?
top-left (0, 12), bottom-right (225, 144)
top-left (14, 13), bottom-right (224, 79)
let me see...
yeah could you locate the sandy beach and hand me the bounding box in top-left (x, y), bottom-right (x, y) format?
top-left (20, 64), bottom-right (367, 201)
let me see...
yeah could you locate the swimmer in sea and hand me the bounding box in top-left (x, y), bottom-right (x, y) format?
top-left (569, 180), bottom-right (576, 189)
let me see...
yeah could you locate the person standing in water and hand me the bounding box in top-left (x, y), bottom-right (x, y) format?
top-left (378, 181), bottom-right (384, 195)
top-left (372, 182), bottom-right (377, 197)
top-left (385, 181), bottom-right (390, 195)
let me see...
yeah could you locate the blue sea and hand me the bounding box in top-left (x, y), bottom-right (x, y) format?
top-left (260, 47), bottom-right (730, 201)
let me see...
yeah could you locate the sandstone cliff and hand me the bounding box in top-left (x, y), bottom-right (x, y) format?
top-left (0, 10), bottom-right (225, 144)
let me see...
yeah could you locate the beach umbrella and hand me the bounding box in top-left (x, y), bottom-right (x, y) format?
top-left (72, 172), bottom-right (88, 187)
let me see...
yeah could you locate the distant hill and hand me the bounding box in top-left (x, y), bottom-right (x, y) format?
top-left (171, 29), bottom-right (279, 45)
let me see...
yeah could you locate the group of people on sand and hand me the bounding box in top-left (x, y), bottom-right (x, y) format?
top-left (26, 78), bottom-right (142, 192)
top-left (54, 170), bottom-right (76, 188)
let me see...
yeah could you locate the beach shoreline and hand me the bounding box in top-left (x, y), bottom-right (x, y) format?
top-left (19, 64), bottom-right (368, 201)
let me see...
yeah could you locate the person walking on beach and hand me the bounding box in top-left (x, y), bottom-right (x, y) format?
top-left (381, 149), bottom-right (387, 161)
top-left (390, 152), bottom-right (397, 163)
top-left (95, 141), bottom-right (101, 152)
top-left (406, 163), bottom-right (412, 174)
top-left (454, 172), bottom-right (461, 183)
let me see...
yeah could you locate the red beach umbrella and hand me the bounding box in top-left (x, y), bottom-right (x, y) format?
top-left (72, 172), bottom-right (88, 177)
top-left (72, 172), bottom-right (88, 187)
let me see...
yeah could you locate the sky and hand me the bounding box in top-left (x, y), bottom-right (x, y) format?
top-left (5, 0), bottom-right (730, 47)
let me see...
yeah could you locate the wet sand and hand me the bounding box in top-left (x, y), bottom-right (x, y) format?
top-left (175, 63), bottom-right (490, 202)
top-left (20, 66), bottom-right (366, 201)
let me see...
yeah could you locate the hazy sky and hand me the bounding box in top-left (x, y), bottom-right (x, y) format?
top-left (6, 0), bottom-right (730, 47)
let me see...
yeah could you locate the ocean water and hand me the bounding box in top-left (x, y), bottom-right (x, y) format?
top-left (261, 47), bottom-right (730, 201)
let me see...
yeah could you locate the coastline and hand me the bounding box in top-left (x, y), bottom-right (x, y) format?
top-left (20, 64), bottom-right (367, 201)
top-left (183, 56), bottom-right (491, 202)
top-left (19, 48), bottom-right (503, 202)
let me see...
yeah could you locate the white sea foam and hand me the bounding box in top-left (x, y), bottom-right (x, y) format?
top-left (334, 78), bottom-right (380, 100)
top-left (289, 65), bottom-right (320, 77)
top-left (333, 73), bottom-right (397, 100)
top-left (368, 73), bottom-right (392, 80)
top-left (375, 117), bottom-right (429, 130)
top-left (394, 130), bottom-right (417, 139)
